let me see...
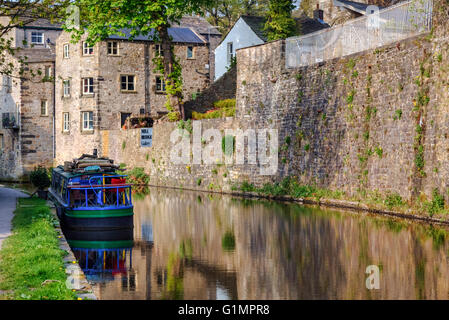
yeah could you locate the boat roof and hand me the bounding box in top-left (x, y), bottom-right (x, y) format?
top-left (53, 166), bottom-right (119, 179)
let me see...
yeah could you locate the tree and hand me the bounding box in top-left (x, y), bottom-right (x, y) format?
top-left (67, 0), bottom-right (209, 121)
top-left (0, 0), bottom-right (69, 78)
top-left (264, 0), bottom-right (296, 41)
top-left (202, 0), bottom-right (270, 35)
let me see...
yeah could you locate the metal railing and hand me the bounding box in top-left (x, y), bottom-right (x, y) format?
top-left (286, 0), bottom-right (433, 68)
top-left (68, 175), bottom-right (133, 209)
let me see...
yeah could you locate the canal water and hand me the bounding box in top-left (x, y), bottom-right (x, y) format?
top-left (65, 187), bottom-right (449, 300)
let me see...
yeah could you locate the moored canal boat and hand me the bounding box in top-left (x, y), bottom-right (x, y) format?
top-left (49, 153), bottom-right (134, 231)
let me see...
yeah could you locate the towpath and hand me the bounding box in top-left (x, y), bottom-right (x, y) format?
top-left (0, 186), bottom-right (28, 249)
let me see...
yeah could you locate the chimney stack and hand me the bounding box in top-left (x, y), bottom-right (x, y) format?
top-left (313, 4), bottom-right (324, 21)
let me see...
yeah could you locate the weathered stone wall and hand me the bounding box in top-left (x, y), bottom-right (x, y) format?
top-left (235, 1), bottom-right (449, 201)
top-left (97, 0), bottom-right (449, 202)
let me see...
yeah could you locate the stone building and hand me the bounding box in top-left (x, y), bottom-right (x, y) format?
top-left (173, 16), bottom-right (222, 82)
top-left (313, 0), bottom-right (401, 26)
top-left (0, 16), bottom-right (62, 180)
top-left (54, 28), bottom-right (211, 165)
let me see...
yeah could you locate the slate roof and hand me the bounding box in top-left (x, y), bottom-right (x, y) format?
top-left (239, 14), bottom-right (330, 42)
top-left (172, 16), bottom-right (221, 36)
top-left (107, 27), bottom-right (207, 44)
top-left (333, 0), bottom-right (384, 15)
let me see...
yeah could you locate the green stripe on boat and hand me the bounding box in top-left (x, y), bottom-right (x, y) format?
top-left (67, 240), bottom-right (134, 249)
top-left (65, 208), bottom-right (134, 218)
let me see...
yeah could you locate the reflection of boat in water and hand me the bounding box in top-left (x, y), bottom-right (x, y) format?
top-left (63, 227), bottom-right (134, 283)
top-left (49, 152), bottom-right (134, 231)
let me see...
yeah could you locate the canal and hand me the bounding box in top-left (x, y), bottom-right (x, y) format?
top-left (64, 187), bottom-right (449, 300)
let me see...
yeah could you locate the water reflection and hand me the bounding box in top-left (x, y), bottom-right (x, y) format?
top-left (66, 188), bottom-right (449, 300)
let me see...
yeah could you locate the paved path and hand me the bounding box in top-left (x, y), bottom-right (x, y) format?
top-left (0, 187), bottom-right (28, 249)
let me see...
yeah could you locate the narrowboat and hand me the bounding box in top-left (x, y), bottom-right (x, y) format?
top-left (49, 153), bottom-right (134, 231)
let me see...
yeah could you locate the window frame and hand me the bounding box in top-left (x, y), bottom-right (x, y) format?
top-left (154, 44), bottom-right (164, 57)
top-left (63, 80), bottom-right (71, 97)
top-left (0, 133), bottom-right (3, 150)
top-left (82, 42), bottom-right (94, 56)
top-left (155, 76), bottom-right (166, 93)
top-left (120, 74), bottom-right (136, 92)
top-left (107, 41), bottom-right (119, 56)
top-left (40, 100), bottom-right (48, 116)
top-left (82, 111), bottom-right (94, 131)
top-left (82, 77), bottom-right (94, 95)
top-left (187, 46), bottom-right (195, 59)
top-left (31, 31), bottom-right (44, 44)
top-left (63, 43), bottom-right (70, 58)
top-left (45, 66), bottom-right (52, 78)
top-left (227, 42), bottom-right (234, 64)
top-left (63, 112), bottom-right (70, 132)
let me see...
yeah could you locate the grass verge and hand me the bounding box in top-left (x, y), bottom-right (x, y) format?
top-left (0, 197), bottom-right (76, 300)
top-left (232, 177), bottom-right (449, 220)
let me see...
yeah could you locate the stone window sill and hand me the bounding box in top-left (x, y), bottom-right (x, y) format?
top-left (81, 130), bottom-right (95, 135)
top-left (121, 90), bottom-right (137, 94)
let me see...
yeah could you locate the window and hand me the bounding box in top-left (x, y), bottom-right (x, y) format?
top-left (63, 113), bottom-right (70, 132)
top-left (82, 78), bottom-right (94, 95)
top-left (82, 111), bottom-right (93, 131)
top-left (121, 112), bottom-right (132, 128)
top-left (155, 76), bottom-right (166, 93)
top-left (108, 41), bottom-right (119, 55)
top-left (63, 80), bottom-right (71, 97)
top-left (45, 66), bottom-right (52, 78)
top-left (83, 42), bottom-right (94, 55)
top-left (187, 46), bottom-right (194, 59)
top-left (120, 75), bottom-right (135, 92)
top-left (227, 42), bottom-right (234, 64)
top-left (40, 100), bottom-right (48, 116)
top-left (63, 44), bottom-right (70, 58)
top-left (31, 32), bottom-right (44, 44)
top-left (154, 44), bottom-right (163, 57)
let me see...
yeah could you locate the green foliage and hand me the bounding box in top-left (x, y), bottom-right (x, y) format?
top-left (125, 167), bottom-right (150, 185)
top-left (347, 90), bottom-right (355, 104)
top-left (240, 181), bottom-right (257, 192)
top-left (424, 189), bottom-right (445, 216)
top-left (304, 144), bottom-right (310, 152)
top-left (384, 193), bottom-right (404, 209)
top-left (196, 178), bottom-right (202, 186)
top-left (222, 135), bottom-right (235, 156)
top-left (30, 167), bottom-right (51, 190)
top-left (221, 230), bottom-right (235, 252)
top-left (393, 109), bottom-right (403, 120)
top-left (375, 146), bottom-right (383, 158)
top-left (168, 111), bottom-right (181, 122)
top-left (177, 119), bottom-right (193, 134)
top-left (192, 99), bottom-right (236, 120)
top-left (0, 198), bottom-right (76, 300)
top-left (264, 0), bottom-right (297, 41)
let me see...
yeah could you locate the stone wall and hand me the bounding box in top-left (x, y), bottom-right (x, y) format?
top-left (235, 0), bottom-right (449, 201)
top-left (97, 0), bottom-right (449, 202)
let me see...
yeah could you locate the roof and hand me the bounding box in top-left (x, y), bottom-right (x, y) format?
top-left (333, 0), bottom-right (384, 15)
top-left (17, 17), bottom-right (63, 30)
top-left (172, 16), bottom-right (221, 36)
top-left (107, 27), bottom-right (206, 44)
top-left (238, 14), bottom-right (330, 43)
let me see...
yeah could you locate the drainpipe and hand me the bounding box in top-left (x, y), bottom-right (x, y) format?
top-left (53, 60), bottom-right (56, 160)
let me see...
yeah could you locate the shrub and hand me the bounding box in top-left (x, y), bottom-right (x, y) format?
top-left (126, 167), bottom-right (150, 185)
top-left (192, 99), bottom-right (236, 120)
top-left (30, 167), bottom-right (51, 190)
top-left (385, 193), bottom-right (404, 209)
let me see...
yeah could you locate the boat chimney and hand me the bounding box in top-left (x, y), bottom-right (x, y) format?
top-left (93, 149), bottom-right (98, 158)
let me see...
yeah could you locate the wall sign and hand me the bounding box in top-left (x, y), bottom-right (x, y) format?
top-left (141, 127), bottom-right (153, 147)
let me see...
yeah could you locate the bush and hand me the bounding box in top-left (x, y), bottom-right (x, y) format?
top-left (126, 167), bottom-right (150, 185)
top-left (30, 167), bottom-right (51, 190)
top-left (192, 99), bottom-right (236, 120)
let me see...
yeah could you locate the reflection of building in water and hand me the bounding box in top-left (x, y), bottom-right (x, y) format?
top-left (78, 189), bottom-right (449, 300)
